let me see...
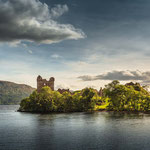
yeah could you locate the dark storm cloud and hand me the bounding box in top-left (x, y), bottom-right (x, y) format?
top-left (78, 71), bottom-right (150, 82)
top-left (0, 0), bottom-right (85, 44)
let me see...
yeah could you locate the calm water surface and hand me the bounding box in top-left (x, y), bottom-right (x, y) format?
top-left (0, 105), bottom-right (150, 150)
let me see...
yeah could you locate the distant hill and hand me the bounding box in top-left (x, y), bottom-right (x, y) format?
top-left (0, 81), bottom-right (35, 105)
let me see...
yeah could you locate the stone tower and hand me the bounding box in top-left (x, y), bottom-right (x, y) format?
top-left (37, 75), bottom-right (55, 92)
top-left (99, 87), bottom-right (103, 97)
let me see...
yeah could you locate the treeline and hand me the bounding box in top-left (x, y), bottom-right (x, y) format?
top-left (19, 80), bottom-right (150, 112)
top-left (19, 87), bottom-right (102, 112)
top-left (105, 80), bottom-right (150, 111)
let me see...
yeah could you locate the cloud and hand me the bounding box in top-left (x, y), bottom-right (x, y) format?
top-left (55, 84), bottom-right (70, 90)
top-left (78, 70), bottom-right (150, 83)
top-left (0, 0), bottom-right (85, 44)
top-left (28, 50), bottom-right (33, 54)
top-left (50, 4), bottom-right (69, 18)
top-left (51, 54), bottom-right (61, 59)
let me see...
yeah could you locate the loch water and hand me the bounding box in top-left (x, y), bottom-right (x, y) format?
top-left (0, 105), bottom-right (150, 150)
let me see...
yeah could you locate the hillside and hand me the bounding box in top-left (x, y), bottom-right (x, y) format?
top-left (0, 81), bottom-right (35, 105)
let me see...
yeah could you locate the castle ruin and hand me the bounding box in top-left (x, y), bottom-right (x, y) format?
top-left (37, 75), bottom-right (55, 92)
top-left (37, 75), bottom-right (103, 96)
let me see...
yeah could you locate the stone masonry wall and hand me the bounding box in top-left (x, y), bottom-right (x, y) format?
top-left (37, 75), bottom-right (55, 92)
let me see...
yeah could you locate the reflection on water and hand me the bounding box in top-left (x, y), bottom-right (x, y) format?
top-left (0, 105), bottom-right (150, 150)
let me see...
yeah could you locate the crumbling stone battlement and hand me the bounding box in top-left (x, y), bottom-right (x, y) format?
top-left (57, 88), bottom-right (72, 94)
top-left (37, 75), bottom-right (55, 92)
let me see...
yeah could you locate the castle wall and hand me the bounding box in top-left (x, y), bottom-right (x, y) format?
top-left (57, 88), bottom-right (71, 94)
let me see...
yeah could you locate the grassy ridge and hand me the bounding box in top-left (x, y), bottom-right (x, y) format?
top-left (0, 81), bottom-right (35, 105)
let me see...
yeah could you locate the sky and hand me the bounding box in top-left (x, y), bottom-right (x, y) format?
top-left (1, 0), bottom-right (150, 90)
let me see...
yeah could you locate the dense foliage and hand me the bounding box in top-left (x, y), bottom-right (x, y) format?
top-left (19, 87), bottom-right (102, 112)
top-left (104, 80), bottom-right (150, 111)
top-left (0, 81), bottom-right (35, 105)
top-left (19, 81), bottom-right (150, 113)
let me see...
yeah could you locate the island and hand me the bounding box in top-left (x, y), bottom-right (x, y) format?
top-left (18, 76), bottom-right (150, 113)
